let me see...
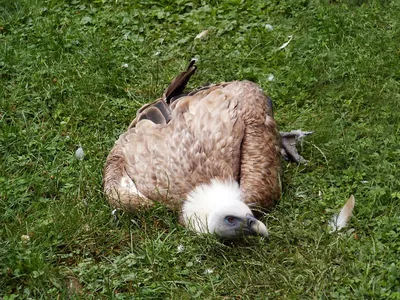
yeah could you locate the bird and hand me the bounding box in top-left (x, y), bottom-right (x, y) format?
top-left (103, 59), bottom-right (308, 240)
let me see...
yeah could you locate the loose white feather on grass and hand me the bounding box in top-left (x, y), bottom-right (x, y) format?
top-left (75, 146), bottom-right (84, 160)
top-left (195, 30), bottom-right (209, 39)
top-left (279, 35), bottom-right (293, 50)
top-left (329, 195), bottom-right (355, 233)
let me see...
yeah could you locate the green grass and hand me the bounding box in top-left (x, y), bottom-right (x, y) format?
top-left (1, 0), bottom-right (400, 298)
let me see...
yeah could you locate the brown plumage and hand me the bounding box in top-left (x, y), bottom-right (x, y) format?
top-left (103, 60), bottom-right (283, 238)
top-left (104, 63), bottom-right (281, 209)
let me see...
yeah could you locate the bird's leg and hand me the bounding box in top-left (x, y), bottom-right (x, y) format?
top-left (280, 130), bottom-right (314, 163)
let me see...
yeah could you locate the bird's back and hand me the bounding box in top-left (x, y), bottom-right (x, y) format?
top-left (117, 83), bottom-right (245, 208)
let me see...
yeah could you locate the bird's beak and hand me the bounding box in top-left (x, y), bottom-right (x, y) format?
top-left (243, 214), bottom-right (269, 239)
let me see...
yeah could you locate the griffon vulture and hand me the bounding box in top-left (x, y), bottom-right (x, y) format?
top-left (103, 60), bottom-right (309, 239)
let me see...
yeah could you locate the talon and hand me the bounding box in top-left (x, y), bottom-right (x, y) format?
top-left (280, 130), bottom-right (314, 163)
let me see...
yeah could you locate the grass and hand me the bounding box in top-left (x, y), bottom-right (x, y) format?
top-left (1, 0), bottom-right (400, 298)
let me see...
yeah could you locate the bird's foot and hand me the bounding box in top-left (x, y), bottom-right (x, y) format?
top-left (280, 130), bottom-right (314, 163)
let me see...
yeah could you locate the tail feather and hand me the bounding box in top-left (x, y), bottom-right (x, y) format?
top-left (163, 59), bottom-right (197, 103)
top-left (129, 59), bottom-right (197, 129)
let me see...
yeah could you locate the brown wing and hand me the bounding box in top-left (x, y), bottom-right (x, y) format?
top-left (224, 81), bottom-right (282, 209)
top-left (173, 80), bottom-right (282, 209)
top-left (120, 86), bottom-right (245, 209)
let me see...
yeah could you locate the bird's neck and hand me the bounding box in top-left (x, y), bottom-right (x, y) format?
top-left (181, 179), bottom-right (243, 233)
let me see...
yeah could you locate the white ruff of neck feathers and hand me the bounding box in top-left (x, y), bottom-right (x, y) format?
top-left (182, 179), bottom-right (246, 233)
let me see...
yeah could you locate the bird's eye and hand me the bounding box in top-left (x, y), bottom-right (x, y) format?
top-left (225, 216), bottom-right (236, 224)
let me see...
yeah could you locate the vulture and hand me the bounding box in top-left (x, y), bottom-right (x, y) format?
top-left (103, 60), bottom-right (310, 240)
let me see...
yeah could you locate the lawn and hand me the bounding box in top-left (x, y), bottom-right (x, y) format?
top-left (1, 0), bottom-right (400, 298)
